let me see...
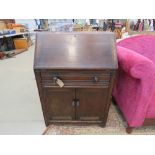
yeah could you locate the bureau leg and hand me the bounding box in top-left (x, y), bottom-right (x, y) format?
top-left (100, 121), bottom-right (106, 128)
top-left (126, 125), bottom-right (133, 134)
top-left (101, 125), bottom-right (106, 128)
top-left (44, 120), bottom-right (50, 127)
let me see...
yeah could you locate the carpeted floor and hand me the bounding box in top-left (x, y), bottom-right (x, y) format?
top-left (44, 103), bottom-right (155, 135)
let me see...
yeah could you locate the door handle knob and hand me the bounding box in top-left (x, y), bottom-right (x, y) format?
top-left (72, 100), bottom-right (76, 106)
top-left (76, 100), bottom-right (80, 106)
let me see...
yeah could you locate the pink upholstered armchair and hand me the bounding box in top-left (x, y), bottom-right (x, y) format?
top-left (113, 35), bottom-right (155, 133)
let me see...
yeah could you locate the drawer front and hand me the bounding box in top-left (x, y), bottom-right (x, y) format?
top-left (41, 70), bottom-right (112, 88)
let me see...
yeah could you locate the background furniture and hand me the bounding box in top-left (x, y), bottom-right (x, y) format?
top-left (113, 35), bottom-right (155, 133)
top-left (0, 32), bottom-right (33, 51)
top-left (34, 32), bottom-right (117, 127)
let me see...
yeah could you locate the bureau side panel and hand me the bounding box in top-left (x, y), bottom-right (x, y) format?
top-left (34, 69), bottom-right (49, 126)
top-left (102, 70), bottom-right (117, 125)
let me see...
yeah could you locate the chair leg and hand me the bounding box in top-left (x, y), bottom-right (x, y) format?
top-left (112, 96), bottom-right (117, 105)
top-left (126, 126), bottom-right (133, 134)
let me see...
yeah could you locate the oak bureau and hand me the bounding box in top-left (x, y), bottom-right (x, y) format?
top-left (34, 32), bottom-right (118, 127)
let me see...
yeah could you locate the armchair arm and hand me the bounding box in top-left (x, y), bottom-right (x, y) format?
top-left (115, 46), bottom-right (155, 127)
top-left (117, 46), bottom-right (155, 79)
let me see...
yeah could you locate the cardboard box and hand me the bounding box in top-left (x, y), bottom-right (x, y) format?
top-left (6, 23), bottom-right (13, 29)
top-left (13, 27), bottom-right (25, 33)
top-left (13, 38), bottom-right (28, 49)
top-left (0, 21), bottom-right (6, 30)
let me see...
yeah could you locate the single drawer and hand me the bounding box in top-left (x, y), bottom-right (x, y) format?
top-left (41, 70), bottom-right (112, 88)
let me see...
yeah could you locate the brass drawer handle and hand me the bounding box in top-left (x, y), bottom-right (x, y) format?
top-left (93, 76), bottom-right (99, 82)
top-left (53, 76), bottom-right (64, 87)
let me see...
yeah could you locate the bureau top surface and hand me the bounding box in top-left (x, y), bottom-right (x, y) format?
top-left (34, 32), bottom-right (118, 70)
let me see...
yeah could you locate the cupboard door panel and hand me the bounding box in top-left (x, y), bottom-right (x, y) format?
top-left (76, 88), bottom-right (109, 122)
top-left (43, 88), bottom-right (75, 122)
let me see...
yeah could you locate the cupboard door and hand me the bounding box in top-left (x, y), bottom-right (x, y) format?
top-left (43, 88), bottom-right (75, 122)
top-left (76, 88), bottom-right (108, 122)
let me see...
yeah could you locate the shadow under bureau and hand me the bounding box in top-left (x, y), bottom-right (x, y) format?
top-left (34, 32), bottom-right (118, 127)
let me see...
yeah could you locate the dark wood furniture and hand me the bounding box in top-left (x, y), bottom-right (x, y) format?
top-left (34, 32), bottom-right (118, 127)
